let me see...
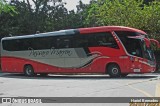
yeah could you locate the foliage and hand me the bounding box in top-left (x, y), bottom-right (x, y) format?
top-left (85, 0), bottom-right (160, 39)
top-left (0, 0), bottom-right (16, 14)
top-left (0, 0), bottom-right (88, 37)
top-left (1, 0), bottom-right (160, 40)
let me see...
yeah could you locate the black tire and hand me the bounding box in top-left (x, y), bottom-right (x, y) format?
top-left (121, 74), bottom-right (128, 77)
top-left (107, 64), bottom-right (121, 78)
top-left (24, 65), bottom-right (35, 77)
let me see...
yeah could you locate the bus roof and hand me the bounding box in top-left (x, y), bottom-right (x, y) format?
top-left (79, 26), bottom-right (147, 35)
top-left (2, 26), bottom-right (146, 40)
top-left (1, 29), bottom-right (78, 40)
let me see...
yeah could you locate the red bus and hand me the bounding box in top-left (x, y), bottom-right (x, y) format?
top-left (1, 26), bottom-right (156, 77)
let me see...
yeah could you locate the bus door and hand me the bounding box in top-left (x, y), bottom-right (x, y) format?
top-left (124, 37), bottom-right (144, 73)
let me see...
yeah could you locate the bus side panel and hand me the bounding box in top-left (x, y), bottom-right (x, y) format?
top-left (1, 56), bottom-right (38, 73)
top-left (1, 55), bottom-right (126, 74)
top-left (1, 56), bottom-right (67, 74)
top-left (36, 61), bottom-right (58, 73)
top-left (1, 57), bottom-right (13, 73)
top-left (88, 47), bottom-right (127, 73)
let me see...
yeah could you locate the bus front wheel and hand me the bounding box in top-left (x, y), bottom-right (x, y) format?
top-left (107, 64), bottom-right (121, 78)
top-left (24, 65), bottom-right (35, 77)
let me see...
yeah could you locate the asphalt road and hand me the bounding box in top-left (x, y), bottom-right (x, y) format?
top-left (0, 73), bottom-right (160, 106)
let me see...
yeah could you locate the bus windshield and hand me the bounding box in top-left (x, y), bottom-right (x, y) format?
top-left (142, 40), bottom-right (155, 61)
top-left (117, 33), bottom-right (155, 61)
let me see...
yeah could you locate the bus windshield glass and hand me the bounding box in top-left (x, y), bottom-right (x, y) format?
top-left (142, 40), bottom-right (155, 61)
top-left (115, 31), bottom-right (155, 61)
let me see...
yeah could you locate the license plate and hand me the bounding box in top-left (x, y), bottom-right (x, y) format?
top-left (133, 69), bottom-right (141, 72)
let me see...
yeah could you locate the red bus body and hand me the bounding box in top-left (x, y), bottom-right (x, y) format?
top-left (1, 26), bottom-right (156, 77)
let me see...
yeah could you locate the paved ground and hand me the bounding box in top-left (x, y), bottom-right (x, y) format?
top-left (0, 73), bottom-right (160, 106)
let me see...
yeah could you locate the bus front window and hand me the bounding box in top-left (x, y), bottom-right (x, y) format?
top-left (142, 40), bottom-right (155, 61)
top-left (124, 38), bottom-right (143, 58)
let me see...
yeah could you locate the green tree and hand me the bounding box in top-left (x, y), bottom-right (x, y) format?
top-left (0, 0), bottom-right (16, 14)
top-left (0, 0), bottom-right (92, 37)
top-left (0, 0), bottom-right (68, 36)
top-left (85, 0), bottom-right (160, 38)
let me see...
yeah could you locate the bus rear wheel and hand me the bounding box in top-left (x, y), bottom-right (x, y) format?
top-left (107, 64), bottom-right (121, 78)
top-left (24, 65), bottom-right (35, 77)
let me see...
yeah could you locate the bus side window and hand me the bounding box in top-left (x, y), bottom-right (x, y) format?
top-left (75, 32), bottom-right (119, 49)
top-left (6, 40), bottom-right (17, 51)
top-left (56, 36), bottom-right (73, 49)
top-left (95, 32), bottom-right (119, 49)
top-left (30, 36), bottom-right (57, 50)
top-left (74, 35), bottom-right (88, 48)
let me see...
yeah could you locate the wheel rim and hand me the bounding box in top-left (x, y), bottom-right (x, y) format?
top-left (112, 68), bottom-right (119, 75)
top-left (26, 68), bottom-right (32, 75)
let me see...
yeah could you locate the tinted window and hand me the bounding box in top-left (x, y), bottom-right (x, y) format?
top-left (56, 36), bottom-right (73, 49)
top-left (2, 35), bottom-right (73, 51)
top-left (115, 31), bottom-right (143, 57)
top-left (2, 39), bottom-right (33, 51)
top-left (74, 32), bottom-right (119, 49)
top-left (126, 39), bottom-right (143, 57)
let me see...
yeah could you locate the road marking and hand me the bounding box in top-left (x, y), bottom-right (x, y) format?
top-left (155, 83), bottom-right (160, 97)
top-left (127, 83), bottom-right (153, 97)
top-left (126, 77), bottom-right (160, 97)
